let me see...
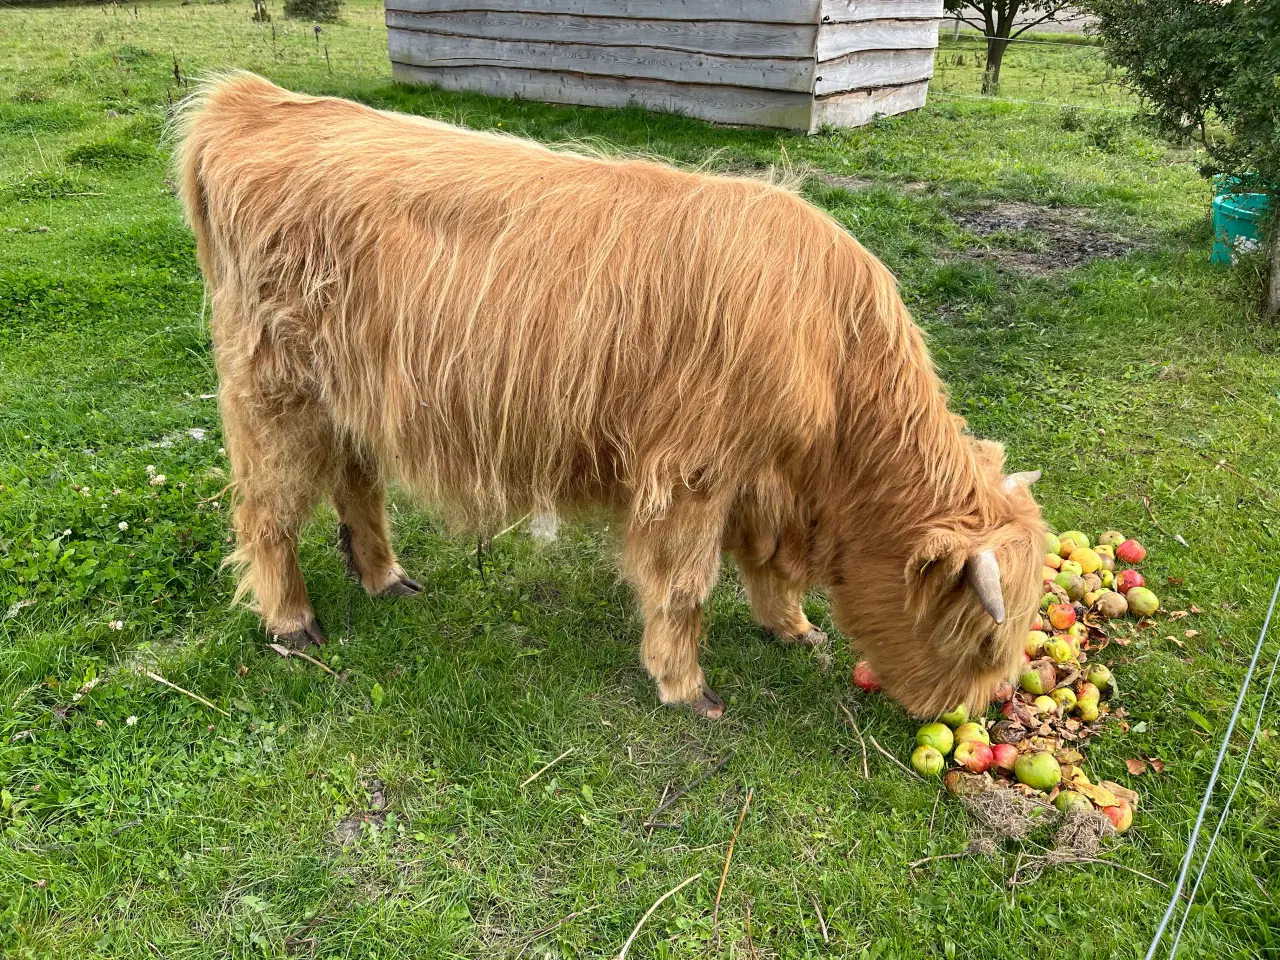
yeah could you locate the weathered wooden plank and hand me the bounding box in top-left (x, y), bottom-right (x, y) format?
top-left (814, 47), bottom-right (933, 95)
top-left (811, 79), bottom-right (928, 129)
top-left (818, 0), bottom-right (943, 23)
top-left (389, 30), bottom-right (814, 92)
top-left (816, 19), bottom-right (939, 60)
top-left (384, 9), bottom-right (818, 59)
top-left (391, 61), bottom-right (815, 129)
top-left (388, 0), bottom-right (822, 24)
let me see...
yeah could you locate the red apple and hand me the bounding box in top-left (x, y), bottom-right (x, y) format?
top-left (1114, 569), bottom-right (1145, 595)
top-left (1115, 539), bottom-right (1146, 564)
top-left (1102, 799), bottom-right (1134, 833)
top-left (1048, 603), bottom-right (1077, 630)
top-left (954, 740), bottom-right (994, 774)
top-left (990, 743), bottom-right (1018, 775)
top-left (852, 660), bottom-right (881, 693)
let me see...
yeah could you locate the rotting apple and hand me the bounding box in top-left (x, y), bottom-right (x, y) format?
top-left (1020, 660), bottom-right (1057, 696)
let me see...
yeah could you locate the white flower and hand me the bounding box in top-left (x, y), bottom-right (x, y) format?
top-left (145, 465), bottom-right (156, 476)
top-left (113, 488), bottom-right (122, 497)
top-left (96, 719), bottom-right (105, 728)
top-left (118, 521), bottom-right (129, 531)
top-left (125, 715), bottom-right (137, 726)
top-left (149, 475), bottom-right (166, 487)
top-left (108, 619), bottom-right (124, 631)
top-left (218, 447), bottom-right (226, 456)
top-left (211, 501), bottom-right (220, 510)
top-left (62, 529), bottom-right (72, 538)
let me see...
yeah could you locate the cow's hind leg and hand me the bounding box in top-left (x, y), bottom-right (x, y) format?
top-left (623, 491), bottom-right (731, 719)
top-left (331, 444), bottom-right (421, 598)
top-left (736, 559), bottom-right (826, 647)
top-left (222, 389), bottom-right (331, 648)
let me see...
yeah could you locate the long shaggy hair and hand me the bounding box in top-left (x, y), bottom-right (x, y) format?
top-left (175, 72), bottom-right (1043, 717)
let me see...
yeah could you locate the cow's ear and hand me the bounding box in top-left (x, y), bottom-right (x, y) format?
top-left (970, 438), bottom-right (1007, 474)
top-left (907, 529), bottom-right (970, 582)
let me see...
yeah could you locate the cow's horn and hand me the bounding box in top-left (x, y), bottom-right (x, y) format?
top-left (966, 549), bottom-right (1005, 624)
top-left (1003, 470), bottom-right (1041, 492)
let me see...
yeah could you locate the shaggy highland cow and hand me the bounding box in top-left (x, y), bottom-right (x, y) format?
top-left (176, 73), bottom-right (1044, 720)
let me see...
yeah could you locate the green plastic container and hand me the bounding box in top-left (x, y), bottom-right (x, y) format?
top-left (1211, 175), bottom-right (1271, 265)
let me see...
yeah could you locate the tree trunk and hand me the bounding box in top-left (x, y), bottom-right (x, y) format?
top-left (983, 38), bottom-right (1009, 94)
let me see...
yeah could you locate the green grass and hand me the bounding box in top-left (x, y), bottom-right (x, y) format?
top-left (2, 2), bottom-right (1279, 958)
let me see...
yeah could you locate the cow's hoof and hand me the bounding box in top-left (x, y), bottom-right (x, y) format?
top-left (787, 626), bottom-right (828, 647)
top-left (692, 685), bottom-right (725, 720)
top-left (380, 574), bottom-right (423, 597)
top-left (273, 619), bottom-right (327, 649)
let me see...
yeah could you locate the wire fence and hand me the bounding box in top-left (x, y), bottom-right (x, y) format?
top-left (930, 26), bottom-right (1134, 114)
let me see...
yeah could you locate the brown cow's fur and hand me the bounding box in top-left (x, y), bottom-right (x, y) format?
top-left (175, 73), bottom-right (1043, 719)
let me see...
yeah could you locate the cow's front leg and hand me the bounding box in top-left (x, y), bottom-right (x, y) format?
top-left (623, 489), bottom-right (731, 719)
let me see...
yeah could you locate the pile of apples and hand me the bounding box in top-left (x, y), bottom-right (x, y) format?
top-left (1041, 528), bottom-right (1158, 627)
top-left (853, 526), bottom-right (1159, 835)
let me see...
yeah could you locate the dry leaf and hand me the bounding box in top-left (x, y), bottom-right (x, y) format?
top-left (1146, 757), bottom-right (1165, 773)
top-left (1100, 780), bottom-right (1140, 807)
top-left (1125, 757), bottom-right (1147, 775)
top-left (1185, 630), bottom-right (1199, 639)
top-left (1138, 619), bottom-right (1158, 631)
top-left (1169, 610), bottom-right (1189, 620)
top-left (1118, 721), bottom-right (1130, 733)
top-left (1166, 577), bottom-right (1185, 587)
top-left (1190, 604), bottom-right (1203, 614)
top-left (1077, 782), bottom-right (1121, 807)
top-left (1111, 634), bottom-right (1131, 646)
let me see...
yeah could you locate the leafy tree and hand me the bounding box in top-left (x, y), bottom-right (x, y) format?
top-left (283, 0), bottom-right (343, 24)
top-left (944, 0), bottom-right (1070, 92)
top-left (1084, 0), bottom-right (1280, 313)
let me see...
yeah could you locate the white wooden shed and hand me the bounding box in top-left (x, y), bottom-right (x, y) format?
top-left (385, 1), bottom-right (943, 132)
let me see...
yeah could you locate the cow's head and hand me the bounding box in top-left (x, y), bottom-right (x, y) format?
top-left (830, 445), bottom-right (1044, 718)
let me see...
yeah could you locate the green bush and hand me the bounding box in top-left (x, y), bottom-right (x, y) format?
top-left (1083, 0), bottom-right (1279, 189)
top-left (282, 0), bottom-right (342, 23)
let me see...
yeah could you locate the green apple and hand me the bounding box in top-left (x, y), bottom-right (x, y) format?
top-left (916, 722), bottom-right (954, 756)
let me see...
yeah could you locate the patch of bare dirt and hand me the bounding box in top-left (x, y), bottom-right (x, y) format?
top-left (952, 201), bottom-right (1138, 275)
top-left (818, 172), bottom-right (931, 193)
top-left (332, 777), bottom-right (388, 847)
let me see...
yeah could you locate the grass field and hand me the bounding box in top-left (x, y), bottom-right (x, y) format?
top-left (2, 2), bottom-right (1279, 958)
